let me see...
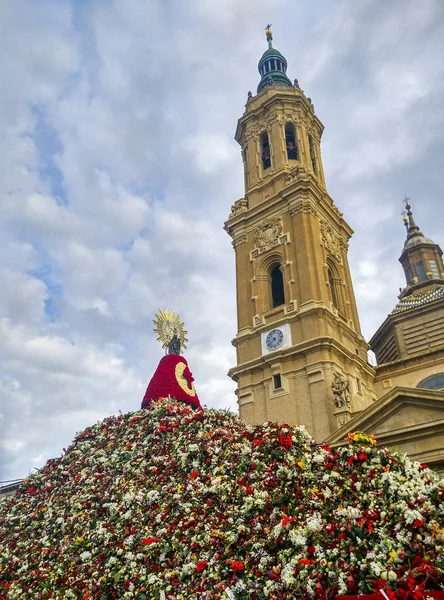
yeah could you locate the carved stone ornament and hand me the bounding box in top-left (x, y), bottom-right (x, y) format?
top-left (286, 166), bottom-right (310, 186)
top-left (320, 220), bottom-right (342, 262)
top-left (289, 198), bottom-right (317, 218)
top-left (228, 198), bottom-right (248, 219)
top-left (253, 314), bottom-right (266, 327)
top-left (253, 218), bottom-right (283, 254)
top-left (331, 374), bottom-right (350, 409)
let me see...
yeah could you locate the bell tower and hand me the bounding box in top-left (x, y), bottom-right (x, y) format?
top-left (225, 29), bottom-right (376, 440)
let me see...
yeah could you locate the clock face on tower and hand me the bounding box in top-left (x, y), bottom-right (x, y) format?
top-left (265, 328), bottom-right (284, 350)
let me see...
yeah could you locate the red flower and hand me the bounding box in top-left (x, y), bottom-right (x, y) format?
top-left (279, 433), bottom-right (292, 448)
top-left (195, 560), bottom-right (208, 572)
top-left (281, 515), bottom-right (294, 528)
top-left (246, 485), bottom-right (253, 495)
top-left (411, 555), bottom-right (424, 568)
top-left (190, 470), bottom-right (199, 481)
top-left (231, 561), bottom-right (245, 572)
top-left (413, 519), bottom-right (424, 528)
top-left (141, 537), bottom-right (158, 545)
top-left (27, 487), bottom-right (37, 495)
top-left (298, 558), bottom-right (315, 565)
top-left (252, 439), bottom-right (261, 447)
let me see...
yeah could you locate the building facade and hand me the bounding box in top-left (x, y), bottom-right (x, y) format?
top-left (225, 30), bottom-right (444, 472)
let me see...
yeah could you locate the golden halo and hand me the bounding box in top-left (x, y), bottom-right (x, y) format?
top-left (153, 308), bottom-right (188, 352)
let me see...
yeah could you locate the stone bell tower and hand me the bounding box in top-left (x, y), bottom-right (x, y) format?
top-left (224, 28), bottom-right (376, 441)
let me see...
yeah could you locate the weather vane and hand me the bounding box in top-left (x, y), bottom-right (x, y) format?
top-left (265, 23), bottom-right (272, 30)
top-left (153, 308), bottom-right (188, 355)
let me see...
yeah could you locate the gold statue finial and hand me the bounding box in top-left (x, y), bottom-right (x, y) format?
top-left (153, 308), bottom-right (188, 355)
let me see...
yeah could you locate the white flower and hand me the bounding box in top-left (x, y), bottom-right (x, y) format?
top-left (289, 529), bottom-right (306, 546)
top-left (305, 511), bottom-right (323, 532)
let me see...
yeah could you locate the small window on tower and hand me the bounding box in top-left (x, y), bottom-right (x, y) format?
top-left (429, 259), bottom-right (440, 279)
top-left (271, 265), bottom-right (285, 307)
top-left (406, 266), bottom-right (413, 283)
top-left (285, 123), bottom-right (298, 160)
top-left (260, 132), bottom-right (271, 169)
top-left (308, 134), bottom-right (317, 174)
top-left (273, 373), bottom-right (282, 390)
top-left (415, 260), bottom-right (426, 282)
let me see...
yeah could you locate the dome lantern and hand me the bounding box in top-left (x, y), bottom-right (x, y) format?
top-left (257, 27), bottom-right (293, 93)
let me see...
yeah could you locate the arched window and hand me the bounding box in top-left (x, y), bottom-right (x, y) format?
top-left (261, 132), bottom-right (271, 169)
top-left (328, 262), bottom-right (345, 314)
top-left (271, 265), bottom-right (285, 307)
top-left (415, 260), bottom-right (427, 282)
top-left (417, 373), bottom-right (444, 390)
top-left (328, 267), bottom-right (339, 310)
top-left (285, 123), bottom-right (298, 160)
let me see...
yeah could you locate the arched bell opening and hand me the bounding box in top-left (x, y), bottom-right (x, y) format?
top-left (260, 131), bottom-right (271, 170)
top-left (285, 122), bottom-right (298, 161)
top-left (270, 264), bottom-right (285, 307)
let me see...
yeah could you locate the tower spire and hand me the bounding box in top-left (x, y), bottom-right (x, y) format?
top-left (403, 195), bottom-right (421, 238)
top-left (398, 195), bottom-right (444, 294)
top-left (257, 27), bottom-right (293, 93)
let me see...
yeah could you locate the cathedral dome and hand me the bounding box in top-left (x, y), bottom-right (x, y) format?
top-left (403, 231), bottom-right (435, 250)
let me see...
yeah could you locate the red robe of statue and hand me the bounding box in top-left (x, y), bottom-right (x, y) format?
top-left (141, 354), bottom-right (202, 410)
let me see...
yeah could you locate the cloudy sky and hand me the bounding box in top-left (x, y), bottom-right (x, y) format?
top-left (1, 0), bottom-right (443, 481)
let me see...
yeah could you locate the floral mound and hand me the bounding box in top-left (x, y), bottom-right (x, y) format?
top-left (1, 399), bottom-right (443, 600)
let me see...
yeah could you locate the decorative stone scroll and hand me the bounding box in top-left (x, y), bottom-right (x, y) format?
top-left (252, 218), bottom-right (284, 255)
top-left (334, 410), bottom-right (352, 428)
top-left (253, 314), bottom-right (266, 327)
top-left (285, 165), bottom-right (310, 186)
top-left (284, 300), bottom-right (297, 315)
top-left (320, 220), bottom-right (342, 263)
top-left (231, 235), bottom-right (247, 249)
top-left (228, 198), bottom-right (248, 219)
